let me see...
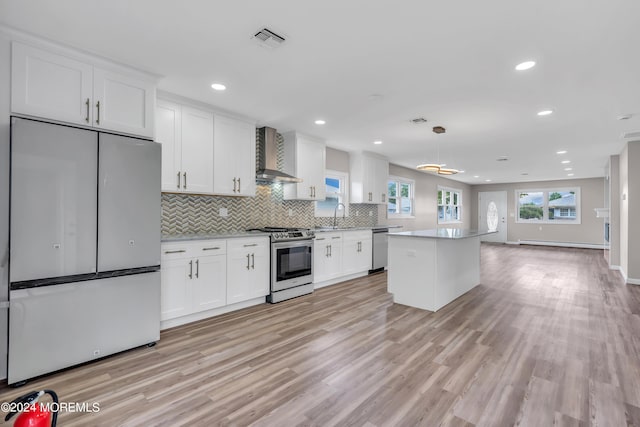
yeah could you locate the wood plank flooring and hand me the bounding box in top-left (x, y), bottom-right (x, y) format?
top-left (1, 244), bottom-right (640, 426)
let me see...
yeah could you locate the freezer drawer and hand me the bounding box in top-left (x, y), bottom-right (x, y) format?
top-left (8, 272), bottom-right (160, 384)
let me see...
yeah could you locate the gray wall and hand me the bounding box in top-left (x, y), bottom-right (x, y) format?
top-left (619, 141), bottom-right (640, 280)
top-left (0, 31), bottom-right (11, 378)
top-left (609, 155), bottom-right (620, 267)
top-left (378, 164), bottom-right (472, 232)
top-left (469, 177), bottom-right (605, 245)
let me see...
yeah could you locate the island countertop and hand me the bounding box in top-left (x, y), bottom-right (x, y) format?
top-left (389, 228), bottom-right (495, 240)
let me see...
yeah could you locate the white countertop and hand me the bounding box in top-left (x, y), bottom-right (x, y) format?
top-left (162, 231), bottom-right (269, 242)
top-left (389, 228), bottom-right (496, 240)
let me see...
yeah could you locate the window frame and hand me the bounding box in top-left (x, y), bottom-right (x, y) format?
top-left (387, 176), bottom-right (415, 219)
top-left (515, 187), bottom-right (581, 224)
top-left (437, 186), bottom-right (463, 224)
top-left (314, 170), bottom-right (349, 217)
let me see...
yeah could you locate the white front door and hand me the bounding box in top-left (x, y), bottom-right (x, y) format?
top-left (479, 191), bottom-right (507, 243)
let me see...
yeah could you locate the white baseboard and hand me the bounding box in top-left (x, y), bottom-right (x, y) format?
top-left (609, 265), bottom-right (621, 271)
top-left (506, 241), bottom-right (520, 245)
top-left (515, 240), bottom-right (606, 250)
top-left (314, 271), bottom-right (369, 289)
top-left (161, 297), bottom-right (265, 330)
top-left (618, 267), bottom-right (640, 285)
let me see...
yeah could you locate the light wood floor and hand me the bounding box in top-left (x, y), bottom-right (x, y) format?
top-left (2, 244), bottom-right (640, 426)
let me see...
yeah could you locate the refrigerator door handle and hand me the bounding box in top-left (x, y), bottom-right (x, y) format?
top-left (188, 260), bottom-right (193, 279)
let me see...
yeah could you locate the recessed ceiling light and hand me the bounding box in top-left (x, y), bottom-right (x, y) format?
top-left (556, 150), bottom-right (567, 154)
top-left (537, 110), bottom-right (553, 116)
top-left (515, 61), bottom-right (536, 71)
top-left (373, 140), bottom-right (383, 145)
top-left (314, 119), bottom-right (326, 125)
top-left (473, 175), bottom-right (480, 178)
top-left (458, 170), bottom-right (465, 173)
top-left (564, 167), bottom-right (572, 171)
top-left (210, 83), bottom-right (226, 91)
top-left (485, 179), bottom-right (492, 182)
top-left (567, 173), bottom-right (574, 177)
top-left (561, 160), bottom-right (571, 164)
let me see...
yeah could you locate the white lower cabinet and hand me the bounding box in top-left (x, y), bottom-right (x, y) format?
top-left (160, 241), bottom-right (227, 321)
top-left (227, 237), bottom-right (270, 304)
top-left (314, 230), bottom-right (372, 285)
top-left (161, 237), bottom-right (269, 325)
top-left (342, 230), bottom-right (373, 275)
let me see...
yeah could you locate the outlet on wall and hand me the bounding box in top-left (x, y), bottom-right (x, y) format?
top-left (369, 211), bottom-right (373, 216)
top-left (288, 208), bottom-right (293, 217)
top-left (356, 211), bottom-right (359, 216)
top-left (219, 207), bottom-right (228, 217)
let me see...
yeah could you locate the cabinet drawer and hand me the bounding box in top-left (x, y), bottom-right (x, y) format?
top-left (228, 237), bottom-right (269, 255)
top-left (161, 243), bottom-right (193, 260)
top-left (342, 230), bottom-right (372, 242)
top-left (192, 240), bottom-right (227, 256)
top-left (314, 232), bottom-right (342, 242)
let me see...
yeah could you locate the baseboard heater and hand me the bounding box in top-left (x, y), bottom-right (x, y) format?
top-left (516, 240), bottom-right (606, 250)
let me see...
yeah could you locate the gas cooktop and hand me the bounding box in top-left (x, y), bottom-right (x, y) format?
top-left (247, 227), bottom-right (315, 242)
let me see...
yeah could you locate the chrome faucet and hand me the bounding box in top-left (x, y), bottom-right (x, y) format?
top-left (333, 203), bottom-right (346, 228)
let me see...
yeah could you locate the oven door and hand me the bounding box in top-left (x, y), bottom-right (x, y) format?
top-left (271, 240), bottom-right (313, 292)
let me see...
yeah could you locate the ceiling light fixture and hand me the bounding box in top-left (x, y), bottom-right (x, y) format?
top-left (314, 119), bottom-right (326, 125)
top-left (537, 110), bottom-right (553, 116)
top-left (485, 179), bottom-right (492, 182)
top-left (567, 173), bottom-right (574, 177)
top-left (515, 61), bottom-right (536, 71)
top-left (416, 126), bottom-right (459, 175)
top-left (556, 150), bottom-right (567, 154)
top-left (473, 175), bottom-right (480, 178)
top-left (373, 140), bottom-right (383, 145)
top-left (211, 83), bottom-right (226, 91)
top-left (564, 167), bottom-right (572, 171)
top-left (561, 160), bottom-right (571, 164)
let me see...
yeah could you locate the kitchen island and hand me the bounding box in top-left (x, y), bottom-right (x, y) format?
top-left (387, 229), bottom-right (495, 312)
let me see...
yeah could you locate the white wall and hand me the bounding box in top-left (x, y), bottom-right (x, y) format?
top-left (619, 141), bottom-right (640, 282)
top-left (379, 164), bottom-right (472, 231)
top-left (609, 155), bottom-right (620, 268)
top-left (469, 177), bottom-right (605, 245)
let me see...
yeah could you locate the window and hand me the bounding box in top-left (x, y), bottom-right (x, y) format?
top-left (516, 188), bottom-right (581, 224)
top-left (437, 187), bottom-right (462, 224)
top-left (388, 176), bottom-right (415, 218)
top-left (315, 170), bottom-right (349, 217)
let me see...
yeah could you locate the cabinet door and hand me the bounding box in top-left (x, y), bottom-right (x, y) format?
top-left (181, 107), bottom-right (214, 194)
top-left (156, 100), bottom-right (182, 192)
top-left (313, 240), bottom-right (330, 283)
top-left (193, 255), bottom-right (227, 312)
top-left (373, 157), bottom-right (389, 204)
top-left (227, 238), bottom-right (270, 304)
top-left (160, 258), bottom-right (192, 320)
top-left (11, 42), bottom-right (93, 126)
top-left (213, 115), bottom-right (256, 196)
top-left (93, 68), bottom-right (155, 138)
top-left (294, 137), bottom-right (326, 200)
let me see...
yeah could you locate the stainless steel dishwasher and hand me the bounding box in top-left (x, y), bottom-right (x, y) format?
top-left (370, 227), bottom-right (389, 273)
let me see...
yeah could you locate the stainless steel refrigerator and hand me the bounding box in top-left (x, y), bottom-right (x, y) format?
top-left (8, 117), bottom-right (161, 385)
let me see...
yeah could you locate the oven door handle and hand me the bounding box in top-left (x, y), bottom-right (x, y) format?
top-left (272, 240), bottom-right (313, 249)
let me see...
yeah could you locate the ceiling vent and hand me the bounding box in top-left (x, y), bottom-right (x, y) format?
top-left (253, 28), bottom-right (286, 49)
top-left (622, 130), bottom-right (640, 139)
top-left (411, 117), bottom-right (428, 124)
top-left (496, 156), bottom-right (509, 161)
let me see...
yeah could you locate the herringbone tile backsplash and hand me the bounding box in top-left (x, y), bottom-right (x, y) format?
top-left (161, 130), bottom-right (378, 235)
top-left (161, 186), bottom-right (378, 235)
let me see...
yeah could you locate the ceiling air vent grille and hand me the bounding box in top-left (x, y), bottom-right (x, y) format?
top-left (622, 130), bottom-right (640, 140)
top-left (411, 117), bottom-right (428, 124)
top-left (253, 28), bottom-right (286, 48)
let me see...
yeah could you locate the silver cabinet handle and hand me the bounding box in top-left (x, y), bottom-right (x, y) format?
top-left (95, 100), bottom-right (100, 125)
top-left (369, 192), bottom-right (372, 202)
top-left (164, 249), bottom-right (186, 254)
top-left (233, 177), bottom-right (237, 193)
top-left (202, 247), bottom-right (220, 251)
top-left (325, 245), bottom-right (329, 257)
top-left (183, 172), bottom-right (187, 189)
top-left (332, 236), bottom-right (341, 239)
top-left (243, 243), bottom-right (258, 247)
top-left (188, 260), bottom-right (193, 279)
top-left (251, 253), bottom-right (255, 269)
top-left (246, 254), bottom-right (250, 270)
top-left (177, 172), bottom-right (181, 189)
top-left (238, 177), bottom-right (241, 193)
top-left (195, 259), bottom-right (199, 278)
top-left (329, 244), bottom-right (332, 257)
top-left (310, 186), bottom-right (313, 198)
top-left (85, 98), bottom-right (90, 123)
top-left (316, 237), bottom-right (326, 241)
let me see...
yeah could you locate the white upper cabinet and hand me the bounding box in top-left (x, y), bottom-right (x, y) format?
top-left (350, 152), bottom-right (389, 204)
top-left (213, 114), bottom-right (256, 197)
top-left (11, 42), bottom-right (155, 138)
top-left (281, 132), bottom-right (326, 201)
top-left (156, 100), bottom-right (214, 194)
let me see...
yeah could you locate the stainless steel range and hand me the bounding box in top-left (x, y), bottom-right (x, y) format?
top-left (248, 227), bottom-right (314, 303)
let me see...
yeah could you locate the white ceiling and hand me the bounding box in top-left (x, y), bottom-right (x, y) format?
top-left (2, 0), bottom-right (640, 184)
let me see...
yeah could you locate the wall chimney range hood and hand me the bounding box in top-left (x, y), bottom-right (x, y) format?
top-left (256, 126), bottom-right (302, 183)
